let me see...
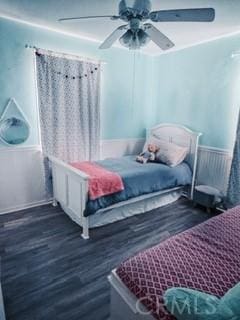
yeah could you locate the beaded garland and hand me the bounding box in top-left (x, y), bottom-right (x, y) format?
top-left (35, 51), bottom-right (99, 80)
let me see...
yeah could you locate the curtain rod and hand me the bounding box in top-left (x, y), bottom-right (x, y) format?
top-left (25, 44), bottom-right (106, 64)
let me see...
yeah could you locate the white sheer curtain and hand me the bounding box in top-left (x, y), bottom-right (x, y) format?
top-left (35, 49), bottom-right (101, 196)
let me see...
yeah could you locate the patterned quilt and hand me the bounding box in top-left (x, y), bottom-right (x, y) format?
top-left (116, 206), bottom-right (240, 319)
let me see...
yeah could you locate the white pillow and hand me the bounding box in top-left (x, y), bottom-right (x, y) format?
top-left (143, 137), bottom-right (188, 167)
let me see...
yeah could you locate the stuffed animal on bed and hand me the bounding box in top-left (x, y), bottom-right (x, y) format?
top-left (136, 143), bottom-right (159, 164)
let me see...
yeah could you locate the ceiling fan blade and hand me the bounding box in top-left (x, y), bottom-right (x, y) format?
top-left (58, 15), bottom-right (119, 22)
top-left (144, 23), bottom-right (174, 50)
top-left (99, 25), bottom-right (128, 49)
top-left (150, 8), bottom-right (215, 22)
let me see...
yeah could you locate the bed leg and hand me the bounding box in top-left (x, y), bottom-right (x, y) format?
top-left (52, 199), bottom-right (58, 207)
top-left (81, 217), bottom-right (89, 240)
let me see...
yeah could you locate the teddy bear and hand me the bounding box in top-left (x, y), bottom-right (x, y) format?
top-left (136, 143), bottom-right (159, 164)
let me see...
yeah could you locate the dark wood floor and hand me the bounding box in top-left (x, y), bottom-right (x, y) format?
top-left (0, 198), bottom-right (214, 320)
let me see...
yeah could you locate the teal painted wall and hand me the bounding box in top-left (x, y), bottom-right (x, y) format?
top-left (0, 17), bottom-right (152, 147)
top-left (1, 17), bottom-right (240, 150)
top-left (151, 35), bottom-right (240, 150)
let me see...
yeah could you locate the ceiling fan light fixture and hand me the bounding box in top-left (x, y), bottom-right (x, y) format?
top-left (119, 28), bottom-right (150, 49)
top-left (119, 30), bottom-right (134, 47)
top-left (129, 34), bottom-right (140, 50)
top-left (137, 29), bottom-right (150, 46)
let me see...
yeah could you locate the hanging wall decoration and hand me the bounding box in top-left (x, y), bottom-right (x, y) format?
top-left (35, 51), bottom-right (99, 80)
top-left (0, 98), bottom-right (30, 146)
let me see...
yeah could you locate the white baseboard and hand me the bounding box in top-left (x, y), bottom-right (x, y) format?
top-left (0, 199), bottom-right (53, 215)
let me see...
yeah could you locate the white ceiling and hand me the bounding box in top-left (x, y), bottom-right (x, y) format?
top-left (1, 0), bottom-right (240, 55)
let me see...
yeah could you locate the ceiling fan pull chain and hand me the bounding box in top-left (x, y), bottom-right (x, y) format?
top-left (131, 51), bottom-right (137, 118)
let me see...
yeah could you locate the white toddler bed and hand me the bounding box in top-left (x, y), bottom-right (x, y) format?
top-left (49, 123), bottom-right (201, 239)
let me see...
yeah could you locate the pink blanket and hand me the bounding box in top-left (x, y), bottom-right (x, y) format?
top-left (70, 161), bottom-right (124, 200)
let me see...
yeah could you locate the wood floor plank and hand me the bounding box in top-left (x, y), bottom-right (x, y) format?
top-left (0, 198), bottom-right (214, 320)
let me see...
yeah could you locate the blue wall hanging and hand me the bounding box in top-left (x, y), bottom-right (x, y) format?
top-left (0, 98), bottom-right (30, 146)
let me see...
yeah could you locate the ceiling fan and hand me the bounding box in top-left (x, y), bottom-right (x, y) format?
top-left (58, 0), bottom-right (215, 51)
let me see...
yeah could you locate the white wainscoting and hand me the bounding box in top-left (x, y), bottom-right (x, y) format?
top-left (100, 138), bottom-right (145, 159)
top-left (0, 146), bottom-right (49, 214)
top-left (197, 146), bottom-right (232, 194)
top-left (0, 140), bottom-right (232, 214)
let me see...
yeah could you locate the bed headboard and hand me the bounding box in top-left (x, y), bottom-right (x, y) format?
top-left (147, 123), bottom-right (202, 199)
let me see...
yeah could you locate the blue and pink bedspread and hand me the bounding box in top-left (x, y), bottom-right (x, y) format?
top-left (116, 206), bottom-right (240, 319)
top-left (84, 156), bottom-right (192, 216)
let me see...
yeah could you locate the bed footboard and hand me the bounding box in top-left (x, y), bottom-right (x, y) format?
top-left (109, 270), bottom-right (155, 320)
top-left (49, 156), bottom-right (90, 239)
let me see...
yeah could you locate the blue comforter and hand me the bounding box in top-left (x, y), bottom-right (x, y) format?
top-left (84, 156), bottom-right (192, 217)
